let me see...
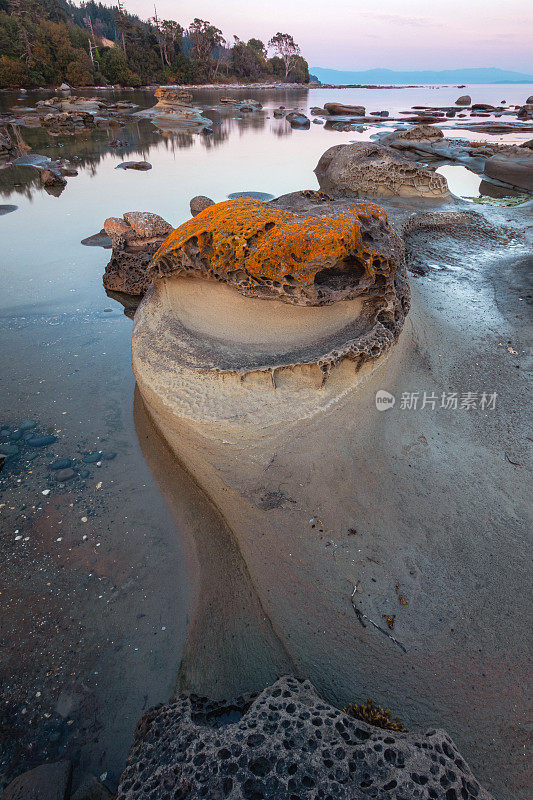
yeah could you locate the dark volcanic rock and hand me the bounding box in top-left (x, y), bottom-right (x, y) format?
top-left (2, 760), bottom-right (72, 800)
top-left (116, 676), bottom-right (494, 800)
top-left (102, 211), bottom-right (173, 295)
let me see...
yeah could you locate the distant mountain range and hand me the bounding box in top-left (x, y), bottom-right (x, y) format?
top-left (310, 67), bottom-right (533, 85)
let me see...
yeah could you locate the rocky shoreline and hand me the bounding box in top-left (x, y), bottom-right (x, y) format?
top-left (1, 83), bottom-right (532, 799)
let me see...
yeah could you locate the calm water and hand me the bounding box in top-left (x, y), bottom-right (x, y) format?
top-left (0, 84), bottom-right (531, 791)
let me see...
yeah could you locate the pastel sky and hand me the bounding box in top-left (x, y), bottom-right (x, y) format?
top-left (116, 0), bottom-right (533, 72)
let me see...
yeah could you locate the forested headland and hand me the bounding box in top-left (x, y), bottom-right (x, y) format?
top-left (0, 0), bottom-right (310, 88)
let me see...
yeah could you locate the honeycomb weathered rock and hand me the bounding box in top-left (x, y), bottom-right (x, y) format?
top-left (314, 143), bottom-right (450, 200)
top-left (116, 676), bottom-right (494, 800)
top-left (151, 196), bottom-right (404, 307)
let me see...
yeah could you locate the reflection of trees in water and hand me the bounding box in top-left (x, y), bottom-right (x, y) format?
top-left (0, 90), bottom-right (302, 198)
top-left (0, 166), bottom-right (41, 199)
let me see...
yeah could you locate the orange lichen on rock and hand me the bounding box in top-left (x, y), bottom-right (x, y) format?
top-left (151, 198), bottom-right (403, 306)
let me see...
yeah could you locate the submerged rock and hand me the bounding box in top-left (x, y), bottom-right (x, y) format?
top-left (103, 211), bottom-right (173, 295)
top-left (116, 676), bottom-right (494, 800)
top-left (315, 142), bottom-right (450, 200)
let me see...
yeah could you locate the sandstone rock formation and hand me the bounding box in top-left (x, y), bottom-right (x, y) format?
top-left (324, 102), bottom-right (365, 116)
top-left (314, 143), bottom-right (450, 200)
top-left (483, 149), bottom-right (533, 191)
top-left (103, 211), bottom-right (173, 295)
top-left (116, 676), bottom-right (494, 800)
top-left (146, 87), bottom-right (213, 132)
top-left (391, 124), bottom-right (444, 142)
top-left (151, 196), bottom-right (405, 310)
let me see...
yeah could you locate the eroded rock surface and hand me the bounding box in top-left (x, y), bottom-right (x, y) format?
top-left (116, 676), bottom-right (494, 800)
top-left (151, 196), bottom-right (404, 309)
top-left (103, 211), bottom-right (173, 295)
top-left (315, 143), bottom-right (450, 200)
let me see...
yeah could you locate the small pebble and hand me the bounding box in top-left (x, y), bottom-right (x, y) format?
top-left (81, 516), bottom-right (88, 523)
top-left (27, 435), bottom-right (57, 447)
top-left (80, 469), bottom-right (90, 479)
top-left (55, 467), bottom-right (75, 481)
top-left (50, 458), bottom-right (72, 470)
top-left (19, 419), bottom-right (37, 431)
top-left (83, 452), bottom-right (102, 463)
top-left (42, 489), bottom-right (50, 496)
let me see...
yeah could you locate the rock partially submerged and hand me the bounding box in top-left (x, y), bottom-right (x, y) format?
top-left (115, 161), bottom-right (152, 171)
top-left (144, 87), bottom-right (213, 133)
top-left (116, 676), bottom-right (494, 800)
top-left (102, 211), bottom-right (173, 295)
top-left (455, 95), bottom-right (471, 105)
top-left (190, 195), bottom-right (215, 216)
top-left (285, 111), bottom-right (310, 129)
top-left (315, 143), bottom-right (450, 200)
top-left (324, 102), bottom-right (365, 116)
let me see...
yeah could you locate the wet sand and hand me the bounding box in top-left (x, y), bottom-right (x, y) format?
top-left (132, 201), bottom-right (532, 800)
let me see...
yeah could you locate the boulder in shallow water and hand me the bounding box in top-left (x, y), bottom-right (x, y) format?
top-left (190, 195), bottom-right (215, 216)
top-left (285, 111), bottom-right (310, 129)
top-left (324, 102), bottom-right (365, 115)
top-left (315, 142), bottom-right (450, 200)
top-left (102, 211), bottom-right (172, 295)
top-left (455, 94), bottom-right (471, 105)
top-left (115, 161), bottom-right (152, 171)
top-left (116, 676), bottom-right (494, 800)
top-left (394, 123), bottom-right (444, 141)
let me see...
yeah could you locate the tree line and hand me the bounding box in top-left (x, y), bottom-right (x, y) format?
top-left (0, 0), bottom-right (309, 88)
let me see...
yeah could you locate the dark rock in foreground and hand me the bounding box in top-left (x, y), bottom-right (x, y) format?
top-left (116, 676), bottom-right (494, 799)
top-left (2, 760), bottom-right (72, 799)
